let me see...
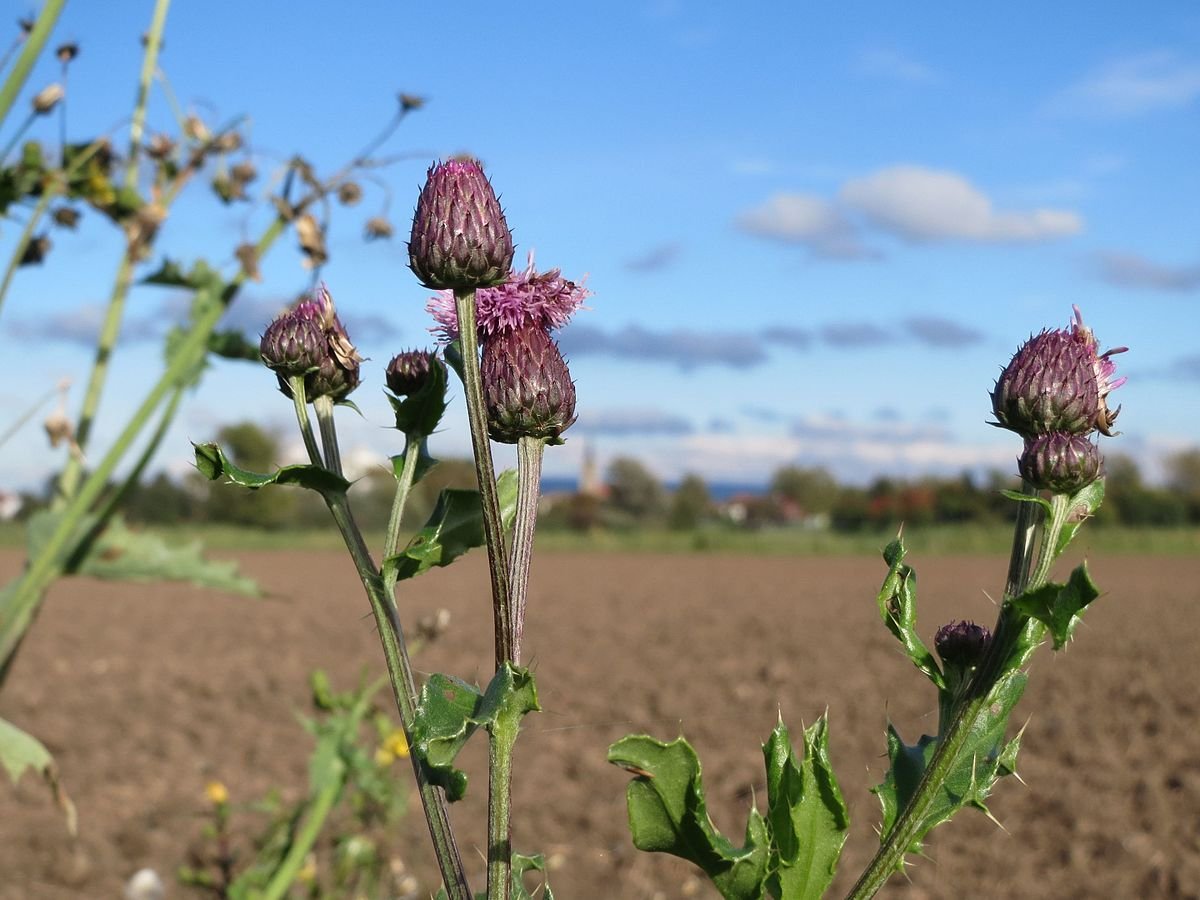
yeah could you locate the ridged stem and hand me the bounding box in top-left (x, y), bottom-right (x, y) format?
top-left (509, 436), bottom-right (545, 663)
top-left (487, 701), bottom-right (519, 900)
top-left (384, 436), bottom-right (421, 560)
top-left (452, 288), bottom-right (512, 667)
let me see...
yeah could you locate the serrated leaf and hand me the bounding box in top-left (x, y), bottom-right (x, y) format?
top-left (410, 665), bottom-right (538, 803)
top-left (1054, 479), bottom-right (1105, 557)
top-left (877, 538), bottom-right (944, 690)
top-left (608, 734), bottom-right (770, 900)
top-left (69, 517), bottom-right (259, 596)
top-left (0, 716), bottom-right (76, 834)
top-left (387, 360), bottom-right (449, 437)
top-left (1011, 563), bottom-right (1100, 649)
top-left (193, 442), bottom-right (351, 496)
top-left (383, 469), bottom-right (517, 585)
top-left (141, 257), bottom-right (220, 290)
top-left (873, 670), bottom-right (1027, 860)
top-left (391, 442), bottom-right (438, 490)
top-left (763, 716), bottom-right (848, 900)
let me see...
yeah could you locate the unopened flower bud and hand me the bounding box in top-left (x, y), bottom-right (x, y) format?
top-left (386, 349), bottom-right (444, 397)
top-left (260, 302), bottom-right (326, 377)
top-left (231, 160), bottom-right (257, 185)
top-left (51, 206), bottom-right (80, 229)
top-left (992, 307), bottom-right (1126, 438)
top-left (32, 83), bottom-right (64, 115)
top-left (1018, 432), bottom-right (1103, 495)
top-left (935, 620), bottom-right (991, 668)
top-left (408, 157), bottom-right (514, 290)
top-left (482, 324), bottom-right (576, 444)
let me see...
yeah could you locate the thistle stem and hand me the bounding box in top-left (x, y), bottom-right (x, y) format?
top-left (322, 491), bottom-right (472, 900)
top-left (384, 435), bottom-right (421, 560)
top-left (845, 481), bottom-right (1056, 900)
top-left (312, 395), bottom-right (342, 476)
top-left (509, 436), bottom-right (545, 663)
top-left (487, 699), bottom-right (519, 900)
top-left (288, 378), bottom-right (323, 467)
top-left (452, 288), bottom-right (512, 666)
top-left (0, 0), bottom-right (67, 127)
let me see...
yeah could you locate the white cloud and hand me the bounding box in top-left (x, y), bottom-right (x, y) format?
top-left (840, 165), bottom-right (1083, 242)
top-left (1048, 51), bottom-right (1200, 118)
top-left (855, 47), bottom-right (937, 84)
top-left (734, 193), bottom-right (876, 259)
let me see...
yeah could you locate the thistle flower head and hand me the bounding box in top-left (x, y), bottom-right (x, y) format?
top-left (991, 306), bottom-right (1127, 438)
top-left (386, 349), bottom-right (445, 397)
top-left (1018, 431), bottom-right (1103, 495)
top-left (262, 285), bottom-right (362, 402)
top-left (934, 620), bottom-right (991, 668)
top-left (408, 157), bottom-right (514, 290)
top-left (482, 322), bottom-right (577, 444)
top-left (426, 250), bottom-right (590, 343)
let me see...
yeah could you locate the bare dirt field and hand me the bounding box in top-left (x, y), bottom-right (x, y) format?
top-left (2, 546), bottom-right (1198, 899)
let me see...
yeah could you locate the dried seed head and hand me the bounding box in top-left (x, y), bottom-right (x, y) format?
top-left (385, 349), bottom-right (444, 398)
top-left (184, 115), bottom-right (210, 142)
top-left (364, 216), bottom-right (394, 240)
top-left (230, 160), bottom-right (257, 185)
top-left (51, 206), bottom-right (80, 229)
top-left (56, 42), bottom-right (79, 64)
top-left (408, 157), bottom-right (514, 290)
top-left (263, 287), bottom-right (363, 403)
top-left (482, 323), bottom-right (577, 444)
top-left (19, 234), bottom-right (51, 265)
top-left (1018, 432), bottom-right (1103, 495)
top-left (934, 620), bottom-right (991, 668)
top-left (32, 83), bottom-right (64, 115)
top-left (399, 93), bottom-right (425, 112)
top-left (337, 181), bottom-right (363, 206)
top-left (992, 307), bottom-right (1126, 438)
top-left (146, 133), bottom-right (175, 160)
top-left (213, 131), bottom-right (242, 154)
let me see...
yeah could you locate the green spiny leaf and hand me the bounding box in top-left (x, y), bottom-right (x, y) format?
top-left (409, 665), bottom-right (538, 803)
top-left (608, 734), bottom-right (770, 900)
top-left (877, 537), bottom-right (944, 690)
top-left (763, 716), bottom-right (848, 900)
top-left (387, 359), bottom-right (449, 438)
top-left (1011, 563), bottom-right (1100, 649)
top-left (872, 670), bottom-right (1027, 862)
top-left (193, 441), bottom-right (351, 496)
top-left (208, 329), bottom-right (262, 362)
top-left (383, 468), bottom-right (517, 585)
top-left (1054, 479), bottom-right (1105, 557)
top-left (1000, 489), bottom-right (1054, 513)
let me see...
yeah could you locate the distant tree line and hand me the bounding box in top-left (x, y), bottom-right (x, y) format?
top-left (11, 423), bottom-right (1199, 533)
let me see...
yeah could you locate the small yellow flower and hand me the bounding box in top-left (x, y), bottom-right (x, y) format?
top-left (383, 729), bottom-right (410, 759)
top-left (374, 747), bottom-right (395, 767)
top-left (297, 853), bottom-right (318, 884)
top-left (205, 781), bottom-right (229, 806)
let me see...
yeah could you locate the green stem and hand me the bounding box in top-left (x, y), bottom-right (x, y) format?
top-left (288, 377), bottom-right (322, 466)
top-left (0, 110), bottom-right (36, 161)
top-left (0, 0), bottom-right (67, 127)
top-left (452, 288), bottom-right (512, 668)
top-left (509, 437), bottom-right (545, 663)
top-left (487, 701), bottom-right (519, 900)
top-left (845, 482), bottom-right (1056, 900)
top-left (54, 0), bottom-right (170, 504)
top-left (122, 0), bottom-right (169, 191)
top-left (312, 395), bottom-right (342, 477)
top-left (321, 491), bottom-right (472, 900)
top-left (1029, 493), bottom-right (1070, 589)
top-left (384, 436), bottom-right (421, 560)
top-left (259, 771), bottom-right (344, 900)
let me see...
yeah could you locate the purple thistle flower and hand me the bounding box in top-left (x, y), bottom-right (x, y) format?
top-left (426, 251), bottom-right (589, 343)
top-left (991, 306), bottom-right (1127, 438)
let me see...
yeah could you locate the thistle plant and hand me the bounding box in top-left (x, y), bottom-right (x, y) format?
top-left (0, 1), bottom-right (429, 830)
top-left (608, 307), bottom-right (1128, 898)
top-left (197, 156), bottom-right (587, 899)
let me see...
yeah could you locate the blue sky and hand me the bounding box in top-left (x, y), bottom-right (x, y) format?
top-left (2, 0), bottom-right (1198, 491)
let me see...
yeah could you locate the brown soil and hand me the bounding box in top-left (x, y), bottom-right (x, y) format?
top-left (1, 547), bottom-right (1198, 899)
